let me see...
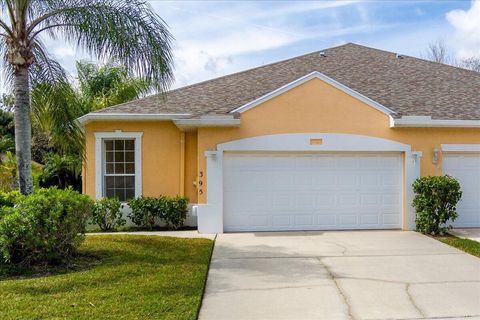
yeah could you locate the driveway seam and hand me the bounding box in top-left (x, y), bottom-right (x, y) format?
top-left (316, 257), bottom-right (355, 320)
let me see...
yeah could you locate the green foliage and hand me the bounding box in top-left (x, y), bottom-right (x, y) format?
top-left (0, 109), bottom-right (14, 154)
top-left (412, 175), bottom-right (462, 235)
top-left (91, 198), bottom-right (125, 231)
top-left (0, 188), bottom-right (93, 266)
top-left (163, 196), bottom-right (189, 230)
top-left (39, 153), bottom-right (82, 191)
top-left (127, 196), bottom-right (163, 229)
top-left (128, 195), bottom-right (189, 230)
top-left (0, 152), bottom-right (43, 192)
top-left (77, 61), bottom-right (150, 111)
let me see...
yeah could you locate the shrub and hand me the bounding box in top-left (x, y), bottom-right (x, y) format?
top-left (91, 197), bottom-right (125, 231)
top-left (412, 175), bottom-right (462, 235)
top-left (0, 187), bottom-right (93, 266)
top-left (127, 196), bottom-right (164, 229)
top-left (127, 196), bottom-right (189, 230)
top-left (163, 196), bottom-right (188, 230)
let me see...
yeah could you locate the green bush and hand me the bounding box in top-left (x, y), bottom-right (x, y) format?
top-left (127, 196), bottom-right (164, 229)
top-left (412, 175), bottom-right (462, 235)
top-left (0, 188), bottom-right (93, 266)
top-left (163, 196), bottom-right (188, 230)
top-left (91, 197), bottom-right (125, 231)
top-left (0, 190), bottom-right (19, 208)
top-left (127, 195), bottom-right (189, 230)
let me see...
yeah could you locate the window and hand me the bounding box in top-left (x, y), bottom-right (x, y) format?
top-left (103, 139), bottom-right (135, 201)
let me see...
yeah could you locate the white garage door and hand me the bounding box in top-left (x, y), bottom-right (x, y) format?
top-left (223, 152), bottom-right (403, 232)
top-left (443, 154), bottom-right (480, 228)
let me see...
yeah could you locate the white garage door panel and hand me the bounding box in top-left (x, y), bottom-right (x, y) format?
top-left (223, 153), bottom-right (403, 231)
top-left (443, 154), bottom-right (480, 228)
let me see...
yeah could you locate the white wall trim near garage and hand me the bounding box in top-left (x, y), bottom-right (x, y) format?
top-left (196, 133), bottom-right (421, 233)
top-left (441, 144), bottom-right (480, 153)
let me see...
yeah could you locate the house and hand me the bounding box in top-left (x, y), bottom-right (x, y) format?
top-left (78, 43), bottom-right (480, 233)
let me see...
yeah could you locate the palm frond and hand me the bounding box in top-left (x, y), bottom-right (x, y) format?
top-left (29, 0), bottom-right (174, 92)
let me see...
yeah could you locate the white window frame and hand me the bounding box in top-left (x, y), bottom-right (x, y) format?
top-left (95, 131), bottom-right (143, 200)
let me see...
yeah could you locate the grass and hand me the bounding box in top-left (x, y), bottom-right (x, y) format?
top-left (85, 225), bottom-right (198, 233)
top-left (0, 235), bottom-right (214, 320)
top-left (435, 234), bottom-right (480, 257)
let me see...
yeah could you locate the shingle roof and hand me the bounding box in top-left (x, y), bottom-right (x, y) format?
top-left (94, 43), bottom-right (480, 120)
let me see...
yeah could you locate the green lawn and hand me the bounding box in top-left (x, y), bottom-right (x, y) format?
top-left (0, 235), bottom-right (214, 320)
top-left (438, 235), bottom-right (480, 258)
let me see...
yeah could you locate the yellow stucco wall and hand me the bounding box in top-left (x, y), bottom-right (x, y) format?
top-left (84, 77), bottom-right (480, 216)
top-left (83, 121), bottom-right (190, 199)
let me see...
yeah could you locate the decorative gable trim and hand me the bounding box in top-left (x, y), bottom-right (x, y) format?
top-left (229, 71), bottom-right (396, 116)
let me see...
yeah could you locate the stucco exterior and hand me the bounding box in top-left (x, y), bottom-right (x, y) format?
top-left (83, 77), bottom-right (480, 231)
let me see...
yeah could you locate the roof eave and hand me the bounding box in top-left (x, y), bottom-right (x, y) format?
top-left (391, 116), bottom-right (480, 128)
top-left (77, 113), bottom-right (192, 125)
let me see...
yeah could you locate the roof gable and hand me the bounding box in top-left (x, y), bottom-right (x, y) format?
top-left (230, 71), bottom-right (396, 116)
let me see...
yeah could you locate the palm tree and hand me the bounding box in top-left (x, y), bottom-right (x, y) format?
top-left (0, 0), bottom-right (173, 194)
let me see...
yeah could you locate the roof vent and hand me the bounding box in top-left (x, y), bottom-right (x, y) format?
top-left (396, 53), bottom-right (403, 59)
top-left (319, 51), bottom-right (327, 58)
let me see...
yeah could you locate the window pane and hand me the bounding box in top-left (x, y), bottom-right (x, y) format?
top-left (105, 140), bottom-right (114, 151)
top-left (125, 163), bottom-right (135, 174)
top-left (106, 151), bottom-right (114, 162)
top-left (115, 151), bottom-right (125, 162)
top-left (105, 176), bottom-right (115, 188)
top-left (114, 163), bottom-right (125, 174)
top-left (125, 151), bottom-right (134, 162)
top-left (125, 140), bottom-right (134, 151)
top-left (106, 188), bottom-right (115, 198)
top-left (125, 176), bottom-right (135, 188)
top-left (115, 189), bottom-right (126, 202)
top-left (106, 163), bottom-right (114, 174)
top-left (114, 140), bottom-right (124, 150)
top-left (125, 188), bottom-right (135, 200)
top-left (114, 176), bottom-right (125, 188)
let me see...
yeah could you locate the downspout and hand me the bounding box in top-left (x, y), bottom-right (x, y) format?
top-left (179, 132), bottom-right (185, 196)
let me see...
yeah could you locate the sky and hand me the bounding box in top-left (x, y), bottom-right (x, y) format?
top-left (1, 0), bottom-right (480, 94)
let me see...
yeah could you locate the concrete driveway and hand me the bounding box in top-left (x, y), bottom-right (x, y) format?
top-left (199, 231), bottom-right (480, 320)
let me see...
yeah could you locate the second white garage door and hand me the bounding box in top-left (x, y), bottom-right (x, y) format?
top-left (223, 152), bottom-right (403, 232)
top-left (443, 154), bottom-right (480, 228)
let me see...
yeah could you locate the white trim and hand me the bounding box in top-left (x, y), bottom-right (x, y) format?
top-left (441, 144), bottom-right (480, 153)
top-left (392, 116), bottom-right (480, 128)
top-left (174, 116), bottom-right (240, 130)
top-left (78, 113), bottom-right (191, 125)
top-left (197, 133), bottom-right (421, 233)
top-left (217, 133), bottom-right (411, 152)
top-left (94, 131), bottom-right (143, 200)
top-left (229, 71), bottom-right (396, 116)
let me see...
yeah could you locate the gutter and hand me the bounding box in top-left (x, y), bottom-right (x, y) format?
top-left (76, 112), bottom-right (241, 130)
top-left (77, 113), bottom-right (192, 125)
top-left (173, 115), bottom-right (240, 130)
top-left (390, 116), bottom-right (480, 128)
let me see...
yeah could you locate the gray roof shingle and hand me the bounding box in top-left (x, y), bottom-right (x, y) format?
top-left (94, 43), bottom-right (480, 120)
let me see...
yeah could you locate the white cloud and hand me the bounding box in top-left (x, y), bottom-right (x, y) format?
top-left (446, 0), bottom-right (480, 58)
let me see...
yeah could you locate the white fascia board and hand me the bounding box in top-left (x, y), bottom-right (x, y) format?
top-left (174, 116), bottom-right (240, 130)
top-left (441, 144), bottom-right (480, 153)
top-left (392, 116), bottom-right (480, 128)
top-left (229, 71), bottom-right (396, 116)
top-left (77, 113), bottom-right (192, 125)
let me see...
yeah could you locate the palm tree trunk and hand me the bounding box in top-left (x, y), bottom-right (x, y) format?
top-left (13, 66), bottom-right (33, 195)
